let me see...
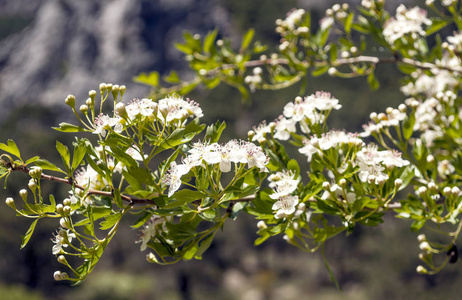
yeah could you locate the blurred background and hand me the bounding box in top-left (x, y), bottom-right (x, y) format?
top-left (1, 0), bottom-right (462, 299)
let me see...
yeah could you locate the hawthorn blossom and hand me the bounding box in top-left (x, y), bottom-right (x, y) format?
top-left (321, 184), bottom-right (356, 203)
top-left (51, 229), bottom-right (76, 255)
top-left (250, 120), bottom-right (272, 142)
top-left (305, 91), bottom-right (342, 111)
top-left (284, 9), bottom-right (305, 30)
top-left (75, 165), bottom-right (108, 192)
top-left (157, 95), bottom-right (203, 126)
top-left (273, 116), bottom-right (296, 140)
top-left (383, 5), bottom-right (431, 43)
top-left (126, 98), bottom-right (157, 120)
top-left (137, 216), bottom-right (165, 251)
top-left (272, 195), bottom-right (299, 219)
top-left (163, 161), bottom-right (190, 197)
top-left (93, 114), bottom-right (122, 137)
top-left (268, 170), bottom-right (300, 199)
top-left (380, 150), bottom-right (410, 169)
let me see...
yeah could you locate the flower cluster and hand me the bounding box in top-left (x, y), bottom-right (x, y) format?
top-left (163, 140), bottom-right (269, 197)
top-left (299, 130), bottom-right (363, 162)
top-left (250, 92), bottom-right (342, 142)
top-left (268, 170), bottom-right (300, 219)
top-left (383, 5), bottom-right (432, 43)
top-left (356, 144), bottom-right (410, 185)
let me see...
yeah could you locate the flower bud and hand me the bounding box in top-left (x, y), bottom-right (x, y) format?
top-left (443, 186), bottom-right (452, 196)
top-left (417, 234), bottom-right (426, 242)
top-left (56, 204), bottom-right (64, 214)
top-left (28, 179), bottom-right (37, 191)
top-left (63, 198), bottom-right (71, 206)
top-left (119, 85), bottom-right (126, 97)
top-left (112, 85), bottom-right (120, 99)
top-left (247, 130), bottom-right (256, 141)
top-left (419, 241), bottom-right (431, 251)
top-left (416, 265), bottom-right (428, 274)
top-left (452, 186), bottom-right (460, 197)
top-left (297, 203), bottom-right (306, 211)
top-left (79, 104), bottom-right (88, 113)
top-left (99, 83), bottom-right (107, 93)
top-left (328, 67), bottom-right (337, 76)
top-left (394, 179), bottom-right (403, 189)
top-left (63, 205), bottom-right (72, 216)
top-left (19, 189), bottom-right (28, 200)
top-left (115, 102), bottom-right (128, 119)
top-left (60, 217), bottom-right (68, 229)
top-left (65, 95), bottom-right (75, 108)
top-left (53, 271), bottom-right (69, 281)
top-left (426, 155), bottom-right (435, 164)
top-left (339, 178), bottom-right (347, 187)
top-left (257, 221), bottom-right (267, 229)
top-left (88, 90), bottom-right (97, 100)
top-left (5, 197), bottom-right (15, 209)
top-left (427, 182), bottom-right (436, 191)
top-left (85, 98), bottom-right (93, 107)
top-left (57, 255), bottom-right (67, 264)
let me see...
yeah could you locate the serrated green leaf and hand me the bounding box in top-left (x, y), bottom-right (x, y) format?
top-left (20, 218), bottom-right (39, 249)
top-left (0, 139), bottom-right (21, 160)
top-left (100, 212), bottom-right (122, 230)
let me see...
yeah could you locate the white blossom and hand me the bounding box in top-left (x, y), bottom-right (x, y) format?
top-left (272, 195), bottom-right (299, 218)
top-left (383, 5), bottom-right (431, 43)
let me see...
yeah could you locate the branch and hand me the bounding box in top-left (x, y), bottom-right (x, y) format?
top-left (7, 163), bottom-right (157, 206)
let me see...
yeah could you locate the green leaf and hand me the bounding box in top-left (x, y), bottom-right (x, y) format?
top-left (20, 218), bottom-right (39, 249)
top-left (53, 122), bottom-right (88, 133)
top-left (25, 156), bottom-right (40, 165)
top-left (425, 18), bottom-right (448, 36)
top-left (100, 212), bottom-right (122, 230)
top-left (203, 28), bottom-right (218, 54)
top-left (0, 139), bottom-right (21, 160)
top-left (344, 12), bottom-right (354, 34)
top-left (312, 66), bottom-right (330, 77)
top-left (287, 159), bottom-right (300, 178)
top-left (49, 194), bottom-right (56, 207)
top-left (126, 166), bottom-right (156, 186)
top-left (110, 146), bottom-right (138, 168)
top-left (113, 188), bottom-right (123, 208)
top-left (175, 43), bottom-right (194, 55)
top-left (194, 233), bottom-right (215, 259)
top-left (402, 110), bottom-right (415, 140)
top-left (367, 70), bottom-right (379, 90)
top-left (133, 71), bottom-right (159, 87)
top-left (155, 119), bottom-right (205, 154)
top-left (179, 82), bottom-right (199, 95)
top-left (35, 159), bottom-right (66, 174)
top-left (164, 190), bottom-right (205, 209)
top-left (241, 28), bottom-right (255, 51)
top-left (205, 121), bottom-right (226, 143)
top-left (56, 141), bottom-right (71, 172)
top-left (72, 143), bottom-right (86, 171)
top-left (163, 70), bottom-right (180, 84)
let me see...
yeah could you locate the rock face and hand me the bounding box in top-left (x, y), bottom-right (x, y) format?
top-left (0, 0), bottom-right (234, 116)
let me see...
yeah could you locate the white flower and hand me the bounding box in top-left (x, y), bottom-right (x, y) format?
top-left (284, 9), bottom-right (305, 30)
top-left (273, 117), bottom-right (297, 140)
top-left (383, 5), bottom-right (431, 43)
top-left (272, 195), bottom-right (299, 219)
top-left (75, 165), bottom-right (108, 193)
top-left (126, 146), bottom-right (145, 161)
top-left (126, 98), bottom-right (157, 120)
top-left (93, 114), bottom-right (122, 137)
top-left (250, 121), bottom-right (271, 142)
top-left (380, 150), bottom-right (410, 169)
top-left (51, 229), bottom-right (76, 255)
top-left (305, 91), bottom-right (342, 111)
top-left (163, 161), bottom-right (190, 197)
top-left (321, 184), bottom-right (356, 203)
top-left (157, 95), bottom-right (203, 126)
top-left (137, 216), bottom-right (165, 251)
top-left (268, 170), bottom-right (300, 199)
